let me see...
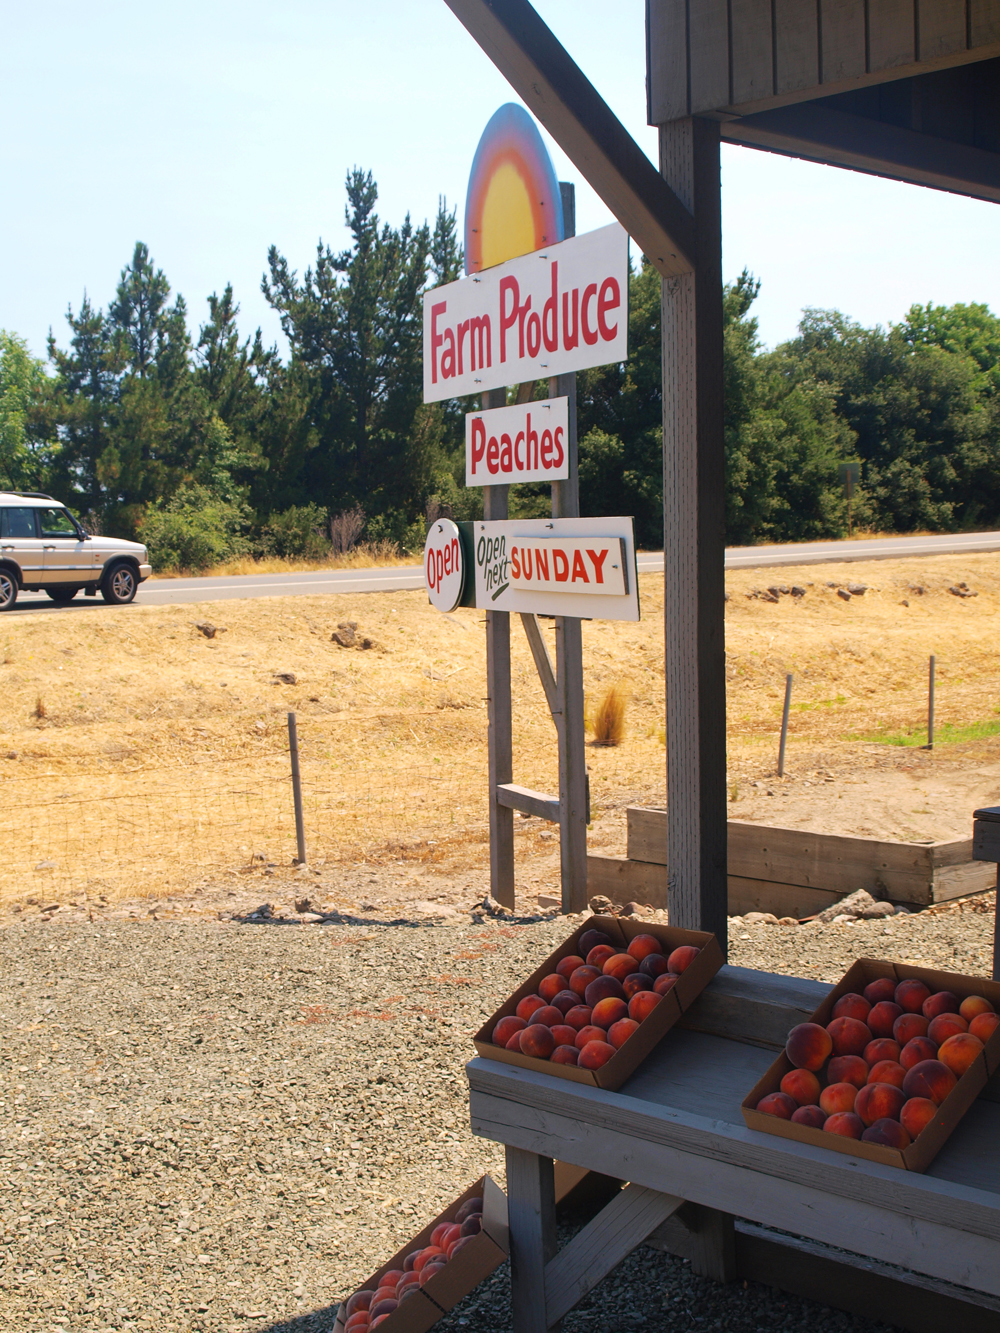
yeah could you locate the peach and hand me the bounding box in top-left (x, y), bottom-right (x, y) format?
top-left (861, 1118), bottom-right (911, 1150)
top-left (459, 1215), bottom-right (482, 1237)
top-left (591, 996), bottom-right (629, 1029)
top-left (959, 995), bottom-right (995, 1022)
top-left (564, 1005), bottom-right (592, 1030)
top-left (757, 1091), bottom-right (797, 1119)
top-left (346, 1291), bottom-right (375, 1316)
top-left (538, 973), bottom-right (566, 1003)
top-left (892, 1013), bottom-right (929, 1046)
top-left (895, 979), bottom-right (931, 1013)
top-left (419, 1264), bottom-right (445, 1287)
top-left (569, 965), bottom-right (602, 997)
top-left (902, 1059), bottom-right (958, 1106)
top-left (900, 1096), bottom-right (938, 1139)
top-left (607, 1017), bottom-right (640, 1049)
top-left (791, 1104), bottom-right (826, 1129)
top-left (372, 1315), bottom-right (393, 1326)
top-left (855, 1081), bottom-right (905, 1126)
top-left (345, 1313), bottom-right (370, 1331)
top-left (397, 1272), bottom-right (421, 1294)
top-left (431, 1222), bottom-right (452, 1246)
top-left (551, 989), bottom-right (580, 1015)
top-left (551, 1044), bottom-right (579, 1065)
top-left (823, 1111), bottom-right (864, 1139)
top-left (578, 1039), bottom-right (616, 1069)
top-left (627, 933), bottom-right (663, 962)
top-left (921, 990), bottom-right (958, 1019)
top-left (584, 975), bottom-right (625, 1008)
top-left (586, 944), bottom-right (618, 969)
top-left (819, 1082), bottom-right (857, 1116)
top-left (899, 1035), bottom-right (937, 1070)
top-left (780, 1068), bottom-right (822, 1106)
top-left (639, 953), bottom-right (670, 978)
top-left (532, 1005), bottom-right (565, 1028)
top-left (579, 929), bottom-right (612, 956)
top-left (785, 1023), bottom-right (833, 1071)
top-left (516, 994), bottom-right (547, 1022)
top-left (867, 1001), bottom-right (903, 1038)
top-left (867, 1060), bottom-right (906, 1089)
top-left (622, 973), bottom-right (653, 1000)
top-left (653, 973), bottom-right (679, 996)
top-left (628, 990), bottom-right (663, 1022)
top-left (827, 1056), bottom-right (868, 1089)
top-left (448, 1236), bottom-right (475, 1259)
top-left (574, 1024), bottom-right (606, 1049)
top-left (863, 977), bottom-right (897, 1005)
top-left (556, 954), bottom-right (585, 980)
top-left (455, 1198), bottom-right (482, 1222)
top-left (603, 953), bottom-right (638, 982)
top-left (492, 1015), bottom-right (527, 1047)
top-left (826, 1016), bottom-right (872, 1057)
top-left (505, 1032), bottom-right (525, 1051)
top-left (832, 993), bottom-right (871, 1023)
top-left (519, 1024), bottom-right (555, 1059)
top-left (667, 945), bottom-right (700, 974)
top-left (970, 1012), bottom-right (1000, 1043)
top-left (937, 1032), bottom-right (984, 1078)
top-left (927, 1012), bottom-right (967, 1045)
top-left (412, 1247), bottom-right (444, 1273)
top-left (438, 1226), bottom-right (460, 1250)
top-left (864, 1038), bottom-right (900, 1066)
top-left (402, 1251), bottom-right (421, 1272)
top-left (550, 1024), bottom-right (578, 1048)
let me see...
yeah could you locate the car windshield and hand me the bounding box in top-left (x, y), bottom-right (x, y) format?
top-left (1, 507), bottom-right (38, 539)
top-left (38, 508), bottom-right (80, 539)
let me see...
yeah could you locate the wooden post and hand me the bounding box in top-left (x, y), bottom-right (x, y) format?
top-left (660, 117), bottom-right (728, 951)
top-left (778, 674), bottom-right (793, 778)
top-left (927, 654), bottom-right (936, 750)
top-left (485, 387), bottom-right (515, 909)
top-left (287, 712), bottom-right (307, 866)
top-left (506, 1146), bottom-right (558, 1333)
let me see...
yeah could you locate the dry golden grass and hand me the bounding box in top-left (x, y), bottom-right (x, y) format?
top-left (3, 550), bottom-right (1000, 906)
top-left (590, 684), bottom-right (627, 746)
top-left (151, 540), bottom-right (421, 579)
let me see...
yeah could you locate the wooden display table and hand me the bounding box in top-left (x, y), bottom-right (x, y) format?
top-left (466, 967), bottom-right (1000, 1333)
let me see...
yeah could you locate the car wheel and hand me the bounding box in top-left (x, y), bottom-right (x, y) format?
top-left (0, 569), bottom-right (17, 611)
top-left (46, 587), bottom-right (79, 603)
top-left (101, 562), bottom-right (138, 605)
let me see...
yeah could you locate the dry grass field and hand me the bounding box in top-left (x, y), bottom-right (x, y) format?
top-left (3, 551), bottom-right (1000, 912)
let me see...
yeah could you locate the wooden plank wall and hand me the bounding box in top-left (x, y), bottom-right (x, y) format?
top-left (647, 0), bottom-right (1000, 120)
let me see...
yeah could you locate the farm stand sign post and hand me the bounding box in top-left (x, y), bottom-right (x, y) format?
top-left (421, 103), bottom-right (633, 913)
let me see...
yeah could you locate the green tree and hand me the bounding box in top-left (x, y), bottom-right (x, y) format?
top-left (0, 331), bottom-right (47, 490)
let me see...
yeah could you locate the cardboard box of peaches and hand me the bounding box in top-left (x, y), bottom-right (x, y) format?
top-left (743, 959), bottom-right (1000, 1171)
top-left (474, 915), bottom-right (724, 1090)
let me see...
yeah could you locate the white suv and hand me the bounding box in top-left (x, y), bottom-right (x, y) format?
top-left (0, 492), bottom-right (152, 611)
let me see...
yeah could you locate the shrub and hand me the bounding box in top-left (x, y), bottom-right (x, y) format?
top-left (329, 506), bottom-right (365, 555)
top-left (259, 504), bottom-right (330, 559)
top-left (139, 484), bottom-right (250, 573)
top-left (591, 685), bottom-right (626, 746)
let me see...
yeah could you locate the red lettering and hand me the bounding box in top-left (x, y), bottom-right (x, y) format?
top-left (527, 414), bottom-right (538, 470)
top-left (511, 546), bottom-right (521, 579)
top-left (522, 547), bottom-right (532, 579)
top-left (514, 430), bottom-right (525, 471)
top-left (518, 296), bottom-right (532, 358)
top-left (426, 548), bottom-right (436, 591)
top-left (526, 311), bottom-right (541, 358)
top-left (598, 277), bottom-right (620, 341)
top-left (535, 547), bottom-right (549, 580)
top-left (562, 289), bottom-right (579, 350)
top-left (444, 542), bottom-right (452, 577)
top-left (441, 326), bottom-right (456, 379)
top-left (571, 550), bottom-right (589, 583)
top-left (553, 549), bottom-right (569, 582)
top-left (500, 277), bottom-right (519, 363)
top-left (487, 435), bottom-right (500, 474)
top-left (586, 548), bottom-right (609, 583)
top-left (457, 319), bottom-right (470, 375)
top-left (500, 432), bottom-right (513, 472)
top-left (540, 429), bottom-right (553, 469)
top-left (431, 301), bottom-right (446, 383)
top-left (542, 262), bottom-right (559, 352)
top-left (581, 284), bottom-right (598, 346)
top-left (470, 315), bottom-right (491, 370)
top-left (451, 538), bottom-right (460, 577)
top-left (552, 426), bottom-right (565, 469)
top-left (470, 418), bottom-right (486, 475)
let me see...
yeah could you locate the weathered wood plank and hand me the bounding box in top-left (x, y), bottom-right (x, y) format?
top-left (585, 853), bottom-right (669, 903)
top-left (496, 783), bottom-right (559, 822)
top-left (647, 0), bottom-right (689, 122)
top-left (774, 0), bottom-right (820, 94)
top-left (676, 964), bottom-right (827, 1047)
top-left (730, 0), bottom-right (774, 105)
top-left (971, 0), bottom-right (1000, 47)
top-left (820, 0), bottom-right (867, 82)
top-left (916, 0), bottom-right (968, 61)
top-left (973, 822), bottom-right (1000, 862)
top-left (869, 0), bottom-right (918, 72)
top-left (544, 1184), bottom-right (684, 1324)
top-left (931, 859), bottom-right (997, 903)
top-left (505, 1147), bottom-right (556, 1333)
top-left (727, 874), bottom-right (840, 918)
top-left (485, 463), bottom-right (514, 910)
top-left (689, 0), bottom-right (730, 112)
top-left (627, 806), bottom-right (667, 865)
top-left (519, 612), bottom-right (558, 724)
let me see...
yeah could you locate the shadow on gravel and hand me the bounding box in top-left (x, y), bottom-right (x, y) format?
top-left (255, 1309), bottom-right (341, 1333)
top-left (233, 909), bottom-right (470, 928)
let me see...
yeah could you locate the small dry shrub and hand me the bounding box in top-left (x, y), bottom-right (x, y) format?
top-left (33, 696), bottom-right (46, 720)
top-left (329, 507), bottom-right (366, 555)
top-left (591, 685), bottom-right (626, 746)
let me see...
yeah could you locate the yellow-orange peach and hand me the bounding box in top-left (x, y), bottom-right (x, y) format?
top-left (551, 1044), bottom-right (579, 1065)
top-left (861, 1118), bottom-right (911, 1149)
top-left (639, 953), bottom-right (669, 978)
top-left (532, 1005), bottom-right (565, 1028)
top-left (607, 1017), bottom-right (640, 1049)
top-left (578, 929), bottom-right (612, 956)
top-left (892, 1013), bottom-right (929, 1046)
top-left (551, 989), bottom-right (580, 1015)
top-left (785, 1023), bottom-right (833, 1071)
top-left (900, 1096), bottom-right (938, 1139)
top-left (627, 933), bottom-right (662, 962)
top-left (819, 1082), bottom-right (857, 1116)
top-left (519, 1024), bottom-right (555, 1059)
top-left (586, 944), bottom-right (618, 969)
top-left (568, 965), bottom-right (601, 997)
top-left (556, 954), bottom-right (585, 980)
top-left (603, 953), bottom-right (638, 982)
top-left (902, 1059), bottom-right (957, 1105)
top-left (899, 1036), bottom-right (938, 1070)
top-left (855, 1081), bottom-right (905, 1126)
top-left (867, 1001), bottom-right (903, 1038)
top-left (826, 1016), bottom-right (872, 1057)
top-left (895, 979), bottom-right (931, 1013)
top-left (591, 996), bottom-right (629, 1029)
top-left (550, 1024), bottom-right (578, 1048)
top-left (921, 990), bottom-right (958, 1020)
top-left (780, 1068), bottom-right (821, 1106)
top-left (863, 978), bottom-right (897, 1005)
top-left (823, 1111), bottom-right (864, 1139)
top-left (538, 973), bottom-right (566, 1003)
top-left (927, 1012), bottom-right (967, 1045)
top-left (867, 1060), bottom-right (906, 1089)
top-left (937, 1032), bottom-right (984, 1077)
top-left (757, 1091), bottom-right (797, 1118)
top-left (832, 993), bottom-right (871, 1023)
top-left (628, 990), bottom-right (663, 1022)
top-left (623, 973), bottom-right (653, 1000)
top-left (516, 994), bottom-right (547, 1022)
top-left (653, 973), bottom-right (679, 996)
top-left (493, 1015), bottom-right (527, 1047)
top-left (970, 1012), bottom-right (1000, 1043)
top-left (584, 975), bottom-right (625, 1007)
top-left (791, 1104), bottom-right (826, 1129)
top-left (667, 945), bottom-right (700, 974)
top-left (564, 1005), bottom-right (592, 1030)
top-left (959, 994), bottom-right (995, 1022)
top-left (864, 1038), bottom-right (900, 1066)
top-left (827, 1055), bottom-right (868, 1089)
top-left (578, 1039), bottom-right (616, 1069)
top-left (574, 1024), bottom-right (606, 1049)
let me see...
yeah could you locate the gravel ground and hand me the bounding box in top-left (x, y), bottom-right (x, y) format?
top-left (1, 896), bottom-right (995, 1333)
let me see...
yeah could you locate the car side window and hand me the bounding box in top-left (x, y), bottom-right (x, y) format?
top-left (38, 508), bottom-right (79, 539)
top-left (1, 507), bottom-right (39, 539)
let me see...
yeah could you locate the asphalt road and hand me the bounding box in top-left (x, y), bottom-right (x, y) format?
top-left (9, 529), bottom-right (1000, 612)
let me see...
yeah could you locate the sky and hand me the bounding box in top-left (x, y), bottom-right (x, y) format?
top-left (3, 0), bottom-right (1000, 362)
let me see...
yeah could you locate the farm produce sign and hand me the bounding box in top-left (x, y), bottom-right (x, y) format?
top-left (465, 397), bottom-right (569, 485)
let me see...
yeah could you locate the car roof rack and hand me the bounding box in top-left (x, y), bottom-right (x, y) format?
top-left (10, 491), bottom-right (57, 501)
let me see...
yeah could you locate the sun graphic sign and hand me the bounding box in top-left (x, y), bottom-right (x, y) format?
top-left (465, 103), bottom-right (564, 274)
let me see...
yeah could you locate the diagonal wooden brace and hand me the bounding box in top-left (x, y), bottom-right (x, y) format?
top-left (520, 612), bottom-right (560, 727)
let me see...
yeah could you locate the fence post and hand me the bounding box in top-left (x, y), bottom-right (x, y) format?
top-left (927, 655), bottom-right (936, 751)
top-left (778, 674), bottom-right (793, 777)
top-left (287, 711), bottom-right (307, 866)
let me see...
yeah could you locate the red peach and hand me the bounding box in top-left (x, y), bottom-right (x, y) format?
top-left (893, 1013), bottom-right (929, 1046)
top-left (447, 1236), bottom-right (475, 1259)
top-left (791, 1104), bottom-right (827, 1129)
top-left (855, 1081), bottom-right (905, 1126)
top-left (519, 1024), bottom-right (555, 1059)
top-left (401, 1251), bottom-right (421, 1272)
top-left (578, 1040), bottom-right (616, 1069)
top-left (622, 973), bottom-right (653, 1000)
top-left (937, 1032), bottom-right (985, 1078)
top-left (438, 1226), bottom-right (460, 1250)
top-left (819, 1082), bottom-right (857, 1116)
top-left (861, 1118), bottom-right (911, 1150)
top-left (667, 945), bottom-right (700, 974)
top-left (506, 1032), bottom-right (525, 1051)
top-left (578, 929), bottom-right (612, 956)
top-left (532, 1006), bottom-right (565, 1028)
top-left (970, 1012), bottom-right (1000, 1043)
top-left (412, 1247), bottom-right (444, 1273)
top-left (564, 1005), bottom-right (593, 1031)
top-left (492, 1015), bottom-right (527, 1047)
top-left (826, 1016), bottom-right (872, 1057)
top-left (899, 1036), bottom-right (938, 1071)
top-left (627, 933), bottom-right (663, 962)
top-left (584, 975), bottom-right (625, 1008)
top-left (900, 1096), bottom-right (938, 1139)
top-left (927, 1013), bottom-right (968, 1045)
top-left (895, 979), bottom-right (931, 1013)
top-left (550, 1024), bottom-right (578, 1048)
top-left (827, 1055), bottom-right (869, 1089)
top-left (863, 1038), bottom-right (900, 1066)
top-left (823, 1112), bottom-right (864, 1139)
top-left (556, 954), bottom-right (585, 980)
top-left (628, 990), bottom-right (663, 1022)
top-left (419, 1264), bottom-right (446, 1287)
top-left (444, 1239), bottom-right (464, 1259)
top-left (902, 1059), bottom-right (958, 1105)
top-left (431, 1222), bottom-right (452, 1246)
top-left (780, 1068), bottom-right (822, 1106)
top-left (832, 993), bottom-right (871, 1023)
top-left (551, 989), bottom-right (580, 1015)
top-left (586, 944), bottom-right (618, 969)
top-left (346, 1291), bottom-right (375, 1316)
top-left (459, 1215), bottom-right (482, 1237)
top-left (372, 1314), bottom-right (394, 1325)
top-left (607, 1017), bottom-right (640, 1049)
top-left (516, 994), bottom-right (547, 1022)
top-left (372, 1289), bottom-right (396, 1306)
top-left (591, 997), bottom-right (629, 1029)
top-left (455, 1198), bottom-right (482, 1222)
top-left (551, 1044), bottom-right (579, 1065)
top-left (538, 973), bottom-right (566, 1003)
top-left (959, 995), bottom-right (995, 1022)
top-left (867, 1001), bottom-right (903, 1038)
top-left (345, 1312), bottom-right (369, 1331)
top-left (785, 1023), bottom-right (833, 1071)
top-left (757, 1091), bottom-right (797, 1119)
top-left (569, 965), bottom-right (602, 997)
top-left (653, 973), bottom-right (679, 996)
top-left (639, 953), bottom-right (669, 978)
top-left (921, 990), bottom-right (958, 1019)
top-left (863, 977), bottom-right (897, 1005)
top-left (867, 1060), bottom-right (906, 1089)
top-left (603, 953), bottom-right (638, 982)
top-left (574, 1024), bottom-right (606, 1049)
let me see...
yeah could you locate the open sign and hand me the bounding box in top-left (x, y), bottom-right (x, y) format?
top-left (424, 518), bottom-right (466, 612)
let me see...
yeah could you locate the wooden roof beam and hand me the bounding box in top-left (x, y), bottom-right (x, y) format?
top-left (442, 0), bottom-right (696, 277)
